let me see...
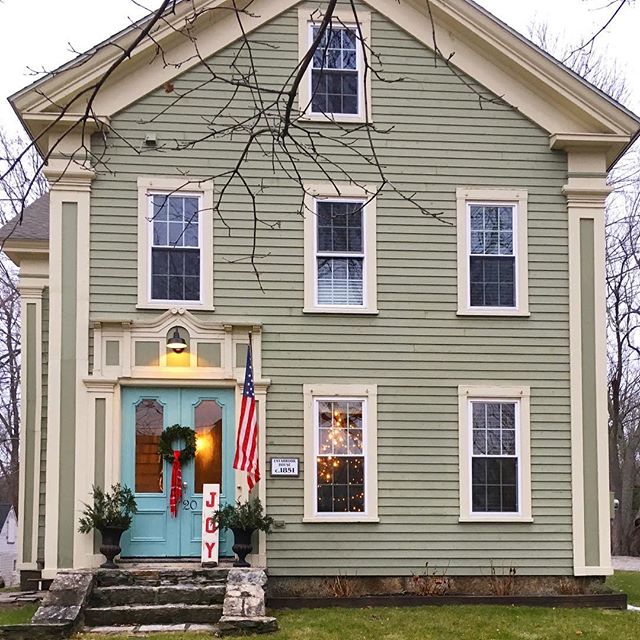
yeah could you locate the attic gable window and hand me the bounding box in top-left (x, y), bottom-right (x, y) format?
top-left (298, 9), bottom-right (372, 123)
top-left (137, 177), bottom-right (214, 311)
top-left (311, 24), bottom-right (360, 116)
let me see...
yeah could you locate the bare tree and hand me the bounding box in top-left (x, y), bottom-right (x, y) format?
top-left (606, 191), bottom-right (640, 555)
top-left (528, 21), bottom-right (631, 106)
top-left (0, 128), bottom-right (48, 510)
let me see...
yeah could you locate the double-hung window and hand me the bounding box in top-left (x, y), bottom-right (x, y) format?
top-left (137, 177), bottom-right (214, 310)
top-left (304, 185), bottom-right (377, 314)
top-left (456, 188), bottom-right (529, 316)
top-left (311, 24), bottom-right (360, 116)
top-left (458, 385), bottom-right (532, 522)
top-left (317, 199), bottom-right (365, 306)
top-left (469, 204), bottom-right (515, 307)
top-left (304, 384), bottom-right (378, 522)
top-left (150, 193), bottom-right (201, 302)
top-left (299, 9), bottom-right (371, 122)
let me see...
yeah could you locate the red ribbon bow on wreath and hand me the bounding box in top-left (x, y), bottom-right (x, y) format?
top-left (169, 449), bottom-right (182, 518)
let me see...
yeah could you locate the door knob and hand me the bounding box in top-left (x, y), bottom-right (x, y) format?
top-left (183, 481), bottom-right (188, 488)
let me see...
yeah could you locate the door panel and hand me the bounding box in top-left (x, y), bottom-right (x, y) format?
top-left (179, 389), bottom-right (234, 557)
top-left (120, 387), bottom-right (234, 558)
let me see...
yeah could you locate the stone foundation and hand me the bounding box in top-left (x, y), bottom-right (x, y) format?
top-left (267, 575), bottom-right (608, 599)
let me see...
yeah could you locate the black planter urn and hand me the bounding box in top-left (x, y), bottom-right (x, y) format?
top-left (98, 526), bottom-right (127, 569)
top-left (231, 528), bottom-right (255, 567)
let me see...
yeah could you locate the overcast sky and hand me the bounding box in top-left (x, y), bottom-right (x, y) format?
top-left (0, 0), bottom-right (638, 133)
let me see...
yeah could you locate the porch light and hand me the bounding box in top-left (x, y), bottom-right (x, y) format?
top-left (167, 328), bottom-right (187, 353)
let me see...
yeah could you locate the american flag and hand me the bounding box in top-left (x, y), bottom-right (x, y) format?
top-left (233, 338), bottom-right (260, 490)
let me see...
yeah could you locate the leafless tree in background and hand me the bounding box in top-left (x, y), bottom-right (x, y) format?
top-left (607, 191), bottom-right (640, 555)
top-left (0, 128), bottom-right (48, 510)
top-left (531, 19), bottom-right (640, 555)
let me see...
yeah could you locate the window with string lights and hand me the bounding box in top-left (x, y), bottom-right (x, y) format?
top-left (303, 384), bottom-right (378, 522)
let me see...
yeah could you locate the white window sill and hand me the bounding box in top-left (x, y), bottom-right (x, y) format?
top-left (136, 302), bottom-right (215, 312)
top-left (457, 308), bottom-right (530, 318)
top-left (303, 307), bottom-right (379, 315)
top-left (303, 516), bottom-right (380, 523)
top-left (300, 113), bottom-right (369, 125)
top-left (459, 516), bottom-right (534, 523)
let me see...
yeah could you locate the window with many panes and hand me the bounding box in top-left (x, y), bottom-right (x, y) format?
top-left (310, 23), bottom-right (361, 116)
top-left (150, 194), bottom-right (201, 302)
top-left (316, 398), bottom-right (366, 513)
top-left (304, 384), bottom-right (378, 522)
top-left (470, 400), bottom-right (519, 513)
top-left (456, 188), bottom-right (529, 316)
top-left (316, 199), bottom-right (365, 307)
top-left (469, 203), bottom-right (515, 308)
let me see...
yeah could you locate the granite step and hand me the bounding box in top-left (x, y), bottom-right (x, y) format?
top-left (90, 584), bottom-right (226, 607)
top-left (84, 603), bottom-right (224, 626)
top-left (95, 568), bottom-right (229, 587)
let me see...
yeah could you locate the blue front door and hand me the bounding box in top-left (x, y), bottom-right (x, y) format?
top-left (120, 387), bottom-right (235, 558)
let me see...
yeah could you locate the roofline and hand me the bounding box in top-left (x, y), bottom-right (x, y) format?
top-left (8, 0), bottom-right (640, 169)
top-left (465, 0), bottom-right (640, 129)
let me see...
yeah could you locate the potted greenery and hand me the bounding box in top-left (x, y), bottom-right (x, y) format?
top-left (214, 498), bottom-right (274, 567)
top-left (78, 484), bottom-right (137, 569)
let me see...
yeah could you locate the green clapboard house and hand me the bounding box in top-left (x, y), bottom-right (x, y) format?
top-left (3, 0), bottom-right (640, 588)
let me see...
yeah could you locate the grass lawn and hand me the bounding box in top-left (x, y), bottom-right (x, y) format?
top-left (78, 603), bottom-right (640, 640)
top-left (607, 570), bottom-right (640, 605)
top-left (0, 603), bottom-right (37, 625)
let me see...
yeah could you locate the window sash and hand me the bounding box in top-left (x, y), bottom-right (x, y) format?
top-left (308, 23), bottom-right (363, 117)
top-left (148, 193), bottom-right (203, 303)
top-left (314, 397), bottom-right (368, 516)
top-left (315, 198), bottom-right (366, 307)
top-left (469, 399), bottom-right (521, 515)
top-left (467, 202), bottom-right (518, 309)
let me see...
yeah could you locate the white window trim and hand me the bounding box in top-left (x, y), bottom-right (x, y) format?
top-left (456, 187), bottom-right (529, 317)
top-left (303, 383), bottom-right (378, 523)
top-left (458, 384), bottom-right (532, 523)
top-left (137, 177), bottom-right (214, 311)
top-left (303, 182), bottom-right (378, 314)
top-left (297, 8), bottom-right (372, 123)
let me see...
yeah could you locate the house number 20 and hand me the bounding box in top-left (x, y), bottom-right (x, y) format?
top-left (182, 499), bottom-right (198, 511)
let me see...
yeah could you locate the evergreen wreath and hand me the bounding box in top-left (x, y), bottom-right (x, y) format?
top-left (158, 424), bottom-right (197, 463)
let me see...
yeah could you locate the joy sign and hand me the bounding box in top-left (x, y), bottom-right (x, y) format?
top-left (201, 483), bottom-right (220, 566)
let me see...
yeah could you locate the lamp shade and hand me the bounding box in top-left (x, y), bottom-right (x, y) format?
top-left (167, 328), bottom-right (187, 353)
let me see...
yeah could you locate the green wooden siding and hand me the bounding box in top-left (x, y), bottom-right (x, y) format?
top-left (89, 3), bottom-right (571, 575)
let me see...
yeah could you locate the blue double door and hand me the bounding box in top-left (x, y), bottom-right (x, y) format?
top-left (120, 387), bottom-right (235, 558)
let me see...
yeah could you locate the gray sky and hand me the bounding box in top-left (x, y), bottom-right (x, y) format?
top-left (0, 0), bottom-right (638, 133)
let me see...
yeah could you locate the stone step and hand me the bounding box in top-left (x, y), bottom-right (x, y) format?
top-left (96, 568), bottom-right (229, 588)
top-left (84, 603), bottom-right (224, 626)
top-left (90, 584), bottom-right (226, 607)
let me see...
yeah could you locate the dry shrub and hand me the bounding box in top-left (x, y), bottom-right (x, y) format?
top-left (489, 562), bottom-right (517, 596)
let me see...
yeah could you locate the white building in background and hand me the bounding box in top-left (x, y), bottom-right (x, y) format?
top-left (0, 505), bottom-right (18, 587)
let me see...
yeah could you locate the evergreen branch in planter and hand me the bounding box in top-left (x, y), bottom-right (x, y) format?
top-left (214, 498), bottom-right (274, 534)
top-left (78, 483), bottom-right (138, 534)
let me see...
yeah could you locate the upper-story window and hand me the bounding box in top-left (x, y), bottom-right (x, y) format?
top-left (137, 177), bottom-right (214, 311)
top-left (317, 200), bottom-right (364, 306)
top-left (311, 24), bottom-right (360, 116)
top-left (303, 184), bottom-right (378, 314)
top-left (298, 9), bottom-right (372, 123)
top-left (456, 188), bottom-right (529, 316)
top-left (150, 194), bottom-right (201, 302)
top-left (469, 203), bottom-right (515, 308)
